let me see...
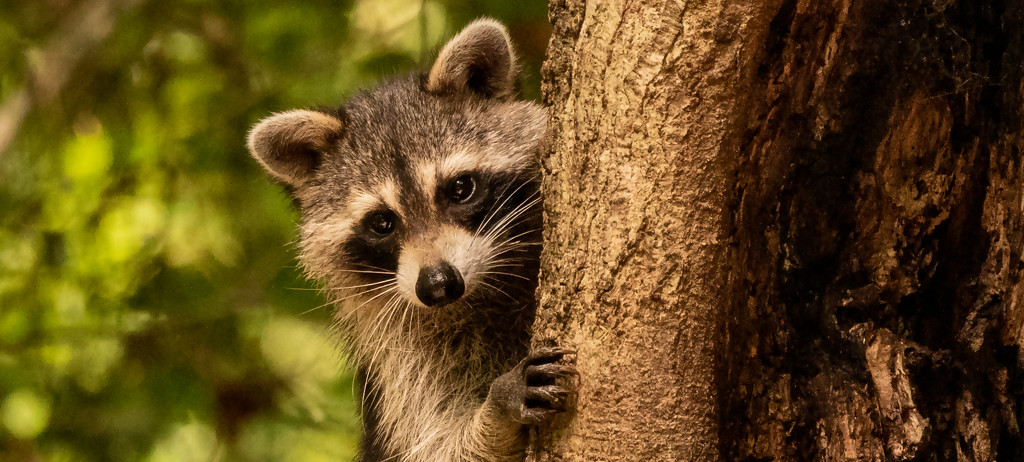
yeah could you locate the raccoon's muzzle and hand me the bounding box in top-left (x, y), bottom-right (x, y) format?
top-left (415, 261), bottom-right (465, 307)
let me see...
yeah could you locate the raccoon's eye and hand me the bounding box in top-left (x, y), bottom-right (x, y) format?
top-left (448, 174), bottom-right (476, 203)
top-left (365, 211), bottom-right (396, 235)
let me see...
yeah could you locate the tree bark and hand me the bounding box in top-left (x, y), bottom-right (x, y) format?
top-left (537, 0), bottom-right (1024, 460)
top-left (535, 1), bottom-right (779, 460)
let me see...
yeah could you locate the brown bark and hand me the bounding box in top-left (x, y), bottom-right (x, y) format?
top-left (535, 1), bottom-right (779, 460)
top-left (537, 0), bottom-right (1024, 460)
top-left (726, 1), bottom-right (1024, 460)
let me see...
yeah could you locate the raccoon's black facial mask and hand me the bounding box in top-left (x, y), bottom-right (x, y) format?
top-left (345, 209), bottom-right (403, 276)
top-left (440, 172), bottom-right (490, 230)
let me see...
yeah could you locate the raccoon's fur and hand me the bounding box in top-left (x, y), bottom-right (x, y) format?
top-left (247, 19), bottom-right (577, 462)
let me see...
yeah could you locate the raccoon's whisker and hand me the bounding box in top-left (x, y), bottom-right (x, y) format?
top-left (482, 246), bottom-right (536, 264)
top-left (492, 243), bottom-right (542, 256)
top-left (481, 190), bottom-right (540, 242)
top-left (334, 269), bottom-right (398, 277)
top-left (488, 242), bottom-right (541, 260)
top-left (481, 260), bottom-right (524, 270)
top-left (329, 278), bottom-right (397, 292)
top-left (331, 280), bottom-right (395, 295)
top-left (497, 247), bottom-right (541, 259)
top-left (367, 292), bottom-right (404, 368)
top-left (477, 280), bottom-right (515, 301)
top-left (342, 283), bottom-right (400, 321)
top-left (474, 177), bottom-right (519, 235)
top-left (406, 300), bottom-right (417, 335)
top-left (367, 292), bottom-right (401, 340)
top-left (480, 254), bottom-right (527, 267)
top-left (480, 194), bottom-right (541, 244)
top-left (477, 271), bottom-right (531, 281)
top-left (363, 292), bottom-right (399, 353)
top-left (352, 262), bottom-right (394, 272)
top-left (356, 283), bottom-right (398, 307)
top-left (485, 257), bottom-right (526, 264)
top-left (489, 227), bottom-right (542, 251)
top-left (475, 174), bottom-right (537, 236)
top-left (399, 298), bottom-right (413, 335)
top-left (411, 299), bottom-right (423, 337)
top-left (501, 194), bottom-right (541, 230)
top-left (489, 227), bottom-right (540, 249)
top-left (468, 182), bottom-right (539, 279)
top-left (298, 298), bottom-right (339, 316)
top-left (507, 241), bottom-right (543, 247)
top-left (339, 281), bottom-right (398, 301)
top-left (475, 185), bottom-right (538, 251)
top-left (483, 253), bottom-right (528, 262)
top-left (383, 295), bottom-right (405, 335)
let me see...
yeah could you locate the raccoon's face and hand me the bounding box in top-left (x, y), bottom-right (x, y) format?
top-left (318, 140), bottom-right (543, 311)
top-left (248, 19), bottom-right (545, 315)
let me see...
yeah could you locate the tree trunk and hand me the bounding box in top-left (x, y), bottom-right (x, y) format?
top-left (536, 0), bottom-right (1024, 460)
top-left (535, 1), bottom-right (780, 460)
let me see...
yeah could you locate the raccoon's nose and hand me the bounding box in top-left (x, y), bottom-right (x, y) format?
top-left (415, 261), bottom-right (465, 307)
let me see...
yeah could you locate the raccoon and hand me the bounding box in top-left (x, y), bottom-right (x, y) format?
top-left (247, 19), bottom-right (577, 462)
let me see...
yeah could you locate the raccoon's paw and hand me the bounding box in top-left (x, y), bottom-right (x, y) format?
top-left (490, 347), bottom-right (579, 425)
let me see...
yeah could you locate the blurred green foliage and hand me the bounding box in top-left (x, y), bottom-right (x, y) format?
top-left (0, 1), bottom-right (548, 460)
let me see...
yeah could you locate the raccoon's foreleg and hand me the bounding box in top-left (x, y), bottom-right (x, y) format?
top-left (488, 348), bottom-right (577, 425)
top-left (454, 348), bottom-right (577, 461)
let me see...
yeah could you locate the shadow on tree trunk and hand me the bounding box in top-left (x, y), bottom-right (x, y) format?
top-left (724, 1), bottom-right (1024, 460)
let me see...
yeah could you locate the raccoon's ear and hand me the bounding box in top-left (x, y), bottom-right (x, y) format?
top-left (247, 109), bottom-right (344, 187)
top-left (426, 18), bottom-right (518, 99)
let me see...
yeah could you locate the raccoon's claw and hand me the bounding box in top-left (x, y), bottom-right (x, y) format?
top-left (525, 347), bottom-right (575, 365)
top-left (490, 347), bottom-right (578, 426)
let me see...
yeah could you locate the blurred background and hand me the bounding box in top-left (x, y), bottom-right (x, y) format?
top-left (0, 1), bottom-right (548, 460)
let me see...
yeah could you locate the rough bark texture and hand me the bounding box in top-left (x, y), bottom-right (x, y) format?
top-left (726, 1), bottom-right (1024, 460)
top-left (535, 1), bottom-right (778, 460)
top-left (538, 0), bottom-right (1024, 460)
